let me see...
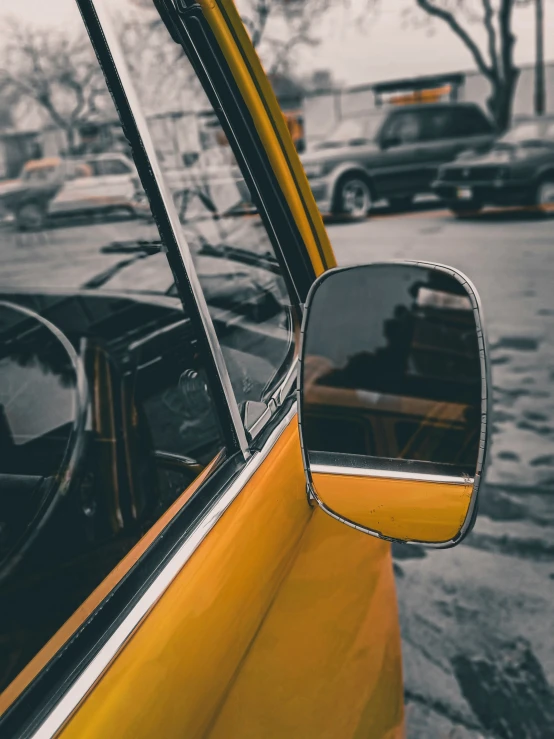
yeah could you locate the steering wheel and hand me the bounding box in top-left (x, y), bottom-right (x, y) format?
top-left (0, 301), bottom-right (88, 583)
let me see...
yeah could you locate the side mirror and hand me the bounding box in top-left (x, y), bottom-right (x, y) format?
top-left (298, 262), bottom-right (489, 547)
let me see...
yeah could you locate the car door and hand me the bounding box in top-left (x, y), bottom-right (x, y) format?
top-left (371, 109), bottom-right (426, 200)
top-left (47, 160), bottom-right (97, 215)
top-left (0, 1), bottom-right (404, 738)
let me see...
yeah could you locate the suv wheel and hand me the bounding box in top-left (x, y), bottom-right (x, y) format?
top-left (535, 178), bottom-right (554, 215)
top-left (16, 202), bottom-right (46, 231)
top-left (333, 176), bottom-right (372, 218)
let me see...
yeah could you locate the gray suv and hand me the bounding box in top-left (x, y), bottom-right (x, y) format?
top-left (301, 103), bottom-right (495, 217)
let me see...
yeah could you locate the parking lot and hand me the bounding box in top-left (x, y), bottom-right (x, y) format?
top-left (1, 205), bottom-right (553, 737)
top-left (331, 206), bottom-right (554, 738)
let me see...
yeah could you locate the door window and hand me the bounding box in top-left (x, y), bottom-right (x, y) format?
top-left (382, 112), bottom-right (423, 145)
top-left (0, 0), bottom-right (228, 698)
top-left (419, 108), bottom-right (453, 141)
top-left (98, 158), bottom-right (133, 175)
top-left (109, 7), bottom-right (296, 419)
top-left (447, 107), bottom-right (494, 137)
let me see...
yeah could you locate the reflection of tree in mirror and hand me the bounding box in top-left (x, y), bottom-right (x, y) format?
top-left (317, 274), bottom-right (480, 406)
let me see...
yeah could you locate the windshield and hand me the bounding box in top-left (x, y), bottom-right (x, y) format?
top-left (317, 113), bottom-right (386, 148)
top-left (499, 121), bottom-right (554, 145)
top-left (21, 165), bottom-right (59, 182)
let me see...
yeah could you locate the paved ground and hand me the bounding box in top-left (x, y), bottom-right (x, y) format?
top-left (2, 207), bottom-right (553, 737)
top-left (328, 207), bottom-right (554, 739)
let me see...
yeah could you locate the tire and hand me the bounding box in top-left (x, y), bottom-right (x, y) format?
top-left (535, 178), bottom-right (554, 215)
top-left (449, 201), bottom-right (483, 219)
top-left (332, 175), bottom-right (372, 218)
top-left (16, 202), bottom-right (46, 231)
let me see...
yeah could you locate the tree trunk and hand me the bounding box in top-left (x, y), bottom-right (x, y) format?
top-left (487, 69), bottom-right (519, 133)
top-left (535, 0), bottom-right (545, 116)
top-left (65, 125), bottom-right (77, 156)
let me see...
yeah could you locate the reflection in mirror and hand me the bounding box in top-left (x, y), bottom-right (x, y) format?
top-left (299, 263), bottom-right (488, 545)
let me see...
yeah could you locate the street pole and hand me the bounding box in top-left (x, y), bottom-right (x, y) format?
top-left (535, 0), bottom-right (545, 115)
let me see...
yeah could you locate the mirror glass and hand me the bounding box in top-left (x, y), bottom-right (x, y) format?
top-left (299, 262), bottom-right (488, 544)
top-left (301, 263), bottom-right (485, 481)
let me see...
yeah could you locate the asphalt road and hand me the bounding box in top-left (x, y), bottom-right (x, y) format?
top-left (1, 207), bottom-right (553, 737)
top-left (328, 207), bottom-right (554, 739)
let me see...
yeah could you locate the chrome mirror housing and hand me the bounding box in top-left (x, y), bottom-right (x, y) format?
top-left (298, 261), bottom-right (490, 547)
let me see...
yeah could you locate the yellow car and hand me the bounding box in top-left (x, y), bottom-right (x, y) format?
top-left (0, 0), bottom-right (490, 737)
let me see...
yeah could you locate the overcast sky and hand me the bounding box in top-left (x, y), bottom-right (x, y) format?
top-left (3, 0), bottom-right (554, 88)
top-left (290, 0), bottom-right (554, 85)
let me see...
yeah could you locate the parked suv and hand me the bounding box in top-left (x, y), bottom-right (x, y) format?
top-left (301, 102), bottom-right (495, 217)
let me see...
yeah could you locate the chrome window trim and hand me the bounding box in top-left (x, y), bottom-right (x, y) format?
top-left (310, 464), bottom-right (473, 486)
top-left (30, 403), bottom-right (297, 739)
top-left (87, 0), bottom-right (249, 458)
top-left (248, 355), bottom-right (299, 438)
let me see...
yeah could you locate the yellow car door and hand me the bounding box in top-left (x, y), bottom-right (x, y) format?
top-left (0, 1), bottom-right (490, 738)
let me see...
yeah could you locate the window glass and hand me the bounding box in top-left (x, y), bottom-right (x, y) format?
top-left (21, 165), bottom-right (59, 182)
top-left (106, 2), bottom-right (295, 416)
top-left (448, 107), bottom-right (493, 137)
top-left (384, 112), bottom-right (422, 144)
top-left (420, 108), bottom-right (452, 141)
top-left (99, 158), bottom-right (133, 175)
top-left (501, 121), bottom-right (554, 144)
top-left (317, 112), bottom-right (387, 148)
top-left (84, 159), bottom-right (103, 177)
top-left (0, 0), bottom-right (227, 694)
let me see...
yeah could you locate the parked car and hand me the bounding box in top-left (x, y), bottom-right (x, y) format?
top-left (48, 153), bottom-right (138, 222)
top-left (432, 117), bottom-right (554, 215)
top-left (0, 154), bottom-right (139, 231)
top-left (131, 147), bottom-right (252, 221)
top-left (301, 102), bottom-right (495, 217)
top-left (0, 158), bottom-right (78, 231)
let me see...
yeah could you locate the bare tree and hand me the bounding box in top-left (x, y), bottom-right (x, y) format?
top-left (239, 0), bottom-right (335, 74)
top-left (404, 0), bottom-right (522, 131)
top-left (0, 19), bottom-right (105, 153)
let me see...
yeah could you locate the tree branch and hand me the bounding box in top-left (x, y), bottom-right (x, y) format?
top-left (415, 0), bottom-right (493, 80)
top-left (248, 0), bottom-right (272, 48)
top-left (481, 0), bottom-right (499, 80)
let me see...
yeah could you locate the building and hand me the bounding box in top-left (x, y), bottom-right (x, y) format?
top-left (303, 61), bottom-right (554, 147)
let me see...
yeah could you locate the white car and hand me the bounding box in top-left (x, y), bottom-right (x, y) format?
top-left (48, 153), bottom-right (138, 220)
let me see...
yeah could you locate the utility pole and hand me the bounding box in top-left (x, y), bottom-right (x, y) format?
top-left (534, 0), bottom-right (545, 115)
top-left (516, 0), bottom-right (546, 116)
